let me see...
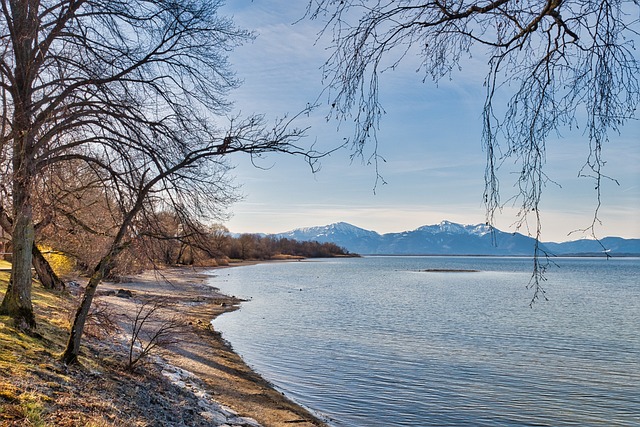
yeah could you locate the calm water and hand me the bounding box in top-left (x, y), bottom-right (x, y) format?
top-left (210, 257), bottom-right (640, 426)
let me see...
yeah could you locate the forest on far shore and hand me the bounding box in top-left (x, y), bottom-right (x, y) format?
top-left (162, 228), bottom-right (356, 268)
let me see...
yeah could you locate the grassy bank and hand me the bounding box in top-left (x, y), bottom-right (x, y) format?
top-left (0, 262), bottom-right (326, 427)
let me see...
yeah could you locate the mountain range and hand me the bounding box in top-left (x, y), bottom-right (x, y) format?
top-left (272, 221), bottom-right (640, 256)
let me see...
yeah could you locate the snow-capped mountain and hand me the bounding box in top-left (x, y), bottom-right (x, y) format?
top-left (273, 220), bottom-right (539, 255)
top-left (415, 220), bottom-right (493, 237)
top-left (271, 221), bottom-right (639, 256)
top-left (278, 221), bottom-right (379, 240)
top-left (276, 222), bottom-right (381, 254)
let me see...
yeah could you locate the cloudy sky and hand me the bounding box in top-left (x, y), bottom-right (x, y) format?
top-left (219, 1), bottom-right (639, 242)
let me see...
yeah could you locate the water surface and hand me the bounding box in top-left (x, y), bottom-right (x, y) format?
top-left (211, 256), bottom-right (640, 426)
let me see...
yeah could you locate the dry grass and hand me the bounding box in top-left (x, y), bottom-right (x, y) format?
top-left (0, 272), bottom-right (222, 427)
top-left (0, 278), bottom-right (74, 426)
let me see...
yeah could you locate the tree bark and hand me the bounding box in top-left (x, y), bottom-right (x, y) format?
top-left (32, 246), bottom-right (65, 291)
top-left (0, 196), bottom-right (36, 329)
top-left (1, 205), bottom-right (65, 291)
top-left (61, 261), bottom-right (107, 364)
top-left (0, 0), bottom-right (40, 330)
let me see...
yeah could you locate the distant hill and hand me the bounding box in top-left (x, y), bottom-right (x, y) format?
top-left (272, 221), bottom-right (640, 256)
top-left (544, 237), bottom-right (640, 256)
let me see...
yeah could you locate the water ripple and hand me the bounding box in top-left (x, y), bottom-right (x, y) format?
top-left (212, 257), bottom-right (640, 426)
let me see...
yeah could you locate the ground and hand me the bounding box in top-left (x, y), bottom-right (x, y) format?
top-left (0, 261), bottom-right (327, 427)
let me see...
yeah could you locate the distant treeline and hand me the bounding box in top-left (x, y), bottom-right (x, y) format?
top-left (143, 230), bottom-right (356, 269)
top-left (226, 234), bottom-right (353, 261)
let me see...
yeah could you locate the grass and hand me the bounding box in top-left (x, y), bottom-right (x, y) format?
top-left (0, 271), bottom-right (69, 426)
top-left (0, 327), bottom-right (48, 425)
top-left (0, 264), bottom-right (86, 426)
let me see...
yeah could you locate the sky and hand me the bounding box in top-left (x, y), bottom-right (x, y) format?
top-left (218, 1), bottom-right (640, 242)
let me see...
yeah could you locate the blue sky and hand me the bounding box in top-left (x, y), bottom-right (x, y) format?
top-left (219, 1), bottom-right (640, 242)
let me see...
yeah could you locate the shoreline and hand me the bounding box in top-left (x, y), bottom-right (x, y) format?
top-left (100, 262), bottom-right (328, 427)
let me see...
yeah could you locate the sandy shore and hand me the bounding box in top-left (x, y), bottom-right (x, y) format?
top-left (98, 263), bottom-right (328, 427)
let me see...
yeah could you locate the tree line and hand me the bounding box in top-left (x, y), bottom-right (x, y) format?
top-left (135, 222), bottom-right (353, 266)
top-left (225, 233), bottom-right (351, 261)
top-left (3, 212), bottom-right (352, 272)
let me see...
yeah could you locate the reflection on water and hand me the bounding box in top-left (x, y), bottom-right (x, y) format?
top-left (211, 257), bottom-right (640, 426)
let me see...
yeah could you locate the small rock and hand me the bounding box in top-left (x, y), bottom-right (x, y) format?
top-left (116, 289), bottom-right (133, 298)
top-left (201, 411), bottom-right (228, 424)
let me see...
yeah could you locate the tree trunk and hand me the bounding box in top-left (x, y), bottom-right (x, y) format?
top-left (0, 201), bottom-right (36, 329)
top-left (0, 141), bottom-right (37, 329)
top-left (61, 245), bottom-right (124, 365)
top-left (0, 0), bottom-right (40, 330)
top-left (62, 166), bottom-right (147, 363)
top-left (62, 260), bottom-right (108, 365)
top-left (175, 243), bottom-right (186, 265)
top-left (32, 246), bottom-right (65, 291)
top-left (1, 204), bottom-right (65, 291)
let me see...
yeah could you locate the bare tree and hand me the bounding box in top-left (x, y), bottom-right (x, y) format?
top-left (34, 161), bottom-right (124, 274)
top-left (0, 0), bottom-right (318, 329)
top-left (60, 111), bottom-right (315, 364)
top-left (306, 0), bottom-right (639, 302)
top-left (125, 299), bottom-right (183, 371)
top-left (134, 212), bottom-right (231, 267)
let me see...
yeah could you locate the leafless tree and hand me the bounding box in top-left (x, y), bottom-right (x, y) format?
top-left (135, 211), bottom-right (230, 267)
top-left (124, 299), bottom-right (183, 371)
top-left (0, 0), bottom-right (318, 330)
top-left (306, 0), bottom-right (639, 302)
top-left (57, 110), bottom-right (315, 364)
top-left (34, 161), bottom-right (123, 274)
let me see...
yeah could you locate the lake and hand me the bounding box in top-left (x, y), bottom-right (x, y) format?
top-left (210, 256), bottom-right (640, 426)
